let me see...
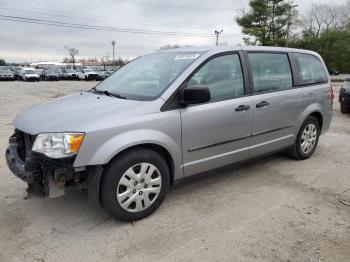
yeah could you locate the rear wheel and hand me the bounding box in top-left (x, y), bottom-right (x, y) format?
top-left (340, 103), bottom-right (349, 113)
top-left (101, 148), bottom-right (169, 221)
top-left (287, 116), bottom-right (320, 160)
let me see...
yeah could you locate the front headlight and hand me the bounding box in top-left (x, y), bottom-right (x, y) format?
top-left (32, 133), bottom-right (85, 158)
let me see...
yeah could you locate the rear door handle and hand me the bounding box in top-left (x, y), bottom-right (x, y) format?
top-left (235, 105), bottom-right (251, 112)
top-left (256, 101), bottom-right (269, 108)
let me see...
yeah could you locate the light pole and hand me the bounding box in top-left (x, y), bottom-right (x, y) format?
top-left (286, 4), bottom-right (298, 47)
top-left (214, 29), bottom-right (223, 46)
top-left (111, 40), bottom-right (116, 61)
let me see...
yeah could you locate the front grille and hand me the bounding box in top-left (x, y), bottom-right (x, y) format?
top-left (15, 130), bottom-right (35, 161)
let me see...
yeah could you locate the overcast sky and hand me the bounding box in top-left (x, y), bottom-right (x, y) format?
top-left (0, 0), bottom-right (343, 63)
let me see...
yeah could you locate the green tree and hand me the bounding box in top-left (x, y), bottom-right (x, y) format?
top-left (0, 58), bottom-right (6, 66)
top-left (290, 30), bottom-right (350, 73)
top-left (236, 0), bottom-right (294, 46)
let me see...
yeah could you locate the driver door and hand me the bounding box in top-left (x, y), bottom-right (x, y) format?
top-left (180, 53), bottom-right (253, 176)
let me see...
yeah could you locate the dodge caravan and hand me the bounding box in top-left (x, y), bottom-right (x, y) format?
top-left (5, 46), bottom-right (333, 221)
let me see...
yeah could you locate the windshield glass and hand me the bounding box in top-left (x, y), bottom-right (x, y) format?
top-left (25, 70), bottom-right (36, 74)
top-left (96, 51), bottom-right (202, 100)
top-left (84, 69), bottom-right (93, 72)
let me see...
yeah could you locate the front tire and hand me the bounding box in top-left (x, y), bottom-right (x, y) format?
top-left (287, 116), bottom-right (320, 160)
top-left (101, 148), bottom-right (170, 221)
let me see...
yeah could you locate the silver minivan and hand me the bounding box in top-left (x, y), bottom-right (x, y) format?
top-left (6, 46), bottom-right (333, 221)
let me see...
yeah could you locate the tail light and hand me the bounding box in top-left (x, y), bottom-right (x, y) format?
top-left (330, 85), bottom-right (335, 110)
top-left (330, 85), bottom-right (335, 100)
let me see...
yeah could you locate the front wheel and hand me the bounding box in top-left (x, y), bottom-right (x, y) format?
top-left (101, 148), bottom-right (170, 221)
top-left (287, 116), bottom-right (320, 160)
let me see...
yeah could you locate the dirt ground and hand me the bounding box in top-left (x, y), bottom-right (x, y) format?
top-left (0, 80), bottom-right (349, 262)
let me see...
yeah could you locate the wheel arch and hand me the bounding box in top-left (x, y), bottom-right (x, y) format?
top-left (297, 103), bottom-right (324, 132)
top-left (309, 111), bottom-right (323, 130)
top-left (107, 143), bottom-right (176, 186)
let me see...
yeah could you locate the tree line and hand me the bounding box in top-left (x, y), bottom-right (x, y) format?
top-left (236, 0), bottom-right (350, 73)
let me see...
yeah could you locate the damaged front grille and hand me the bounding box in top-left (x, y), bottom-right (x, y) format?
top-left (14, 129), bottom-right (36, 162)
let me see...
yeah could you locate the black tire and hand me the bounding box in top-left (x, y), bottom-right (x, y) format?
top-left (101, 148), bottom-right (170, 221)
top-left (287, 116), bottom-right (320, 160)
top-left (340, 103), bottom-right (349, 113)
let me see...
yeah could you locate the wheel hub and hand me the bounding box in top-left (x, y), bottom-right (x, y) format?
top-left (300, 123), bottom-right (317, 154)
top-left (116, 162), bottom-right (162, 213)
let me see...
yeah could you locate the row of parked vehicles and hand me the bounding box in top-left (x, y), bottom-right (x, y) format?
top-left (0, 66), bottom-right (115, 81)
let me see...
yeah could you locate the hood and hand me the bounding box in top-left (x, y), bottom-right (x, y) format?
top-left (25, 73), bottom-right (39, 77)
top-left (14, 92), bottom-right (148, 134)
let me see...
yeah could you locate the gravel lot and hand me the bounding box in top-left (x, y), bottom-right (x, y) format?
top-left (0, 80), bottom-right (349, 262)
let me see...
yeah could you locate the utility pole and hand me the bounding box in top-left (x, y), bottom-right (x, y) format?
top-left (111, 40), bottom-right (116, 61)
top-left (286, 4), bottom-right (298, 47)
top-left (214, 29), bottom-right (223, 46)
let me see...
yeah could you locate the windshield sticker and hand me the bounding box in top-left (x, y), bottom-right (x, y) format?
top-left (174, 54), bottom-right (200, 60)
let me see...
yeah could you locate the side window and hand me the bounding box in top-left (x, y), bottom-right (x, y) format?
top-left (294, 53), bottom-right (327, 85)
top-left (187, 54), bottom-right (244, 102)
top-left (248, 53), bottom-right (293, 93)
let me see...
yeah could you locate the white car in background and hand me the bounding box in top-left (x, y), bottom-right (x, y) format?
top-left (77, 68), bottom-right (99, 81)
top-left (20, 68), bottom-right (40, 81)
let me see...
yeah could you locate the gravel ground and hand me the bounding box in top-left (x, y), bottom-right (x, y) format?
top-left (0, 80), bottom-right (349, 262)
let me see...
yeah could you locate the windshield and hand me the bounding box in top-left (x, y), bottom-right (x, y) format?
top-left (25, 70), bottom-right (36, 74)
top-left (96, 51), bottom-right (202, 100)
top-left (84, 69), bottom-right (93, 72)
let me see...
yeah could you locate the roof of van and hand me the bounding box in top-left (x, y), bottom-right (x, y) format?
top-left (159, 45), bottom-right (320, 57)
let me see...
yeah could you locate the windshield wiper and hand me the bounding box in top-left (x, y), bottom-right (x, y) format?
top-left (89, 87), bottom-right (127, 99)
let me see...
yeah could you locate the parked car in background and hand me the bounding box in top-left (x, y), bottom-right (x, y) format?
top-left (339, 78), bottom-right (350, 113)
top-left (40, 70), bottom-right (59, 81)
top-left (62, 69), bottom-right (78, 80)
top-left (52, 68), bottom-right (65, 80)
top-left (19, 68), bottom-right (40, 81)
top-left (98, 70), bottom-right (113, 80)
top-left (0, 69), bottom-right (16, 81)
top-left (328, 68), bottom-right (339, 75)
top-left (11, 67), bottom-right (22, 79)
top-left (5, 47), bottom-right (333, 221)
top-left (77, 68), bottom-right (99, 80)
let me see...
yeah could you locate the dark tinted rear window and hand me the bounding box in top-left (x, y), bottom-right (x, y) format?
top-left (294, 53), bottom-right (327, 85)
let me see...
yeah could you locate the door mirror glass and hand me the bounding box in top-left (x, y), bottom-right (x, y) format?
top-left (181, 85), bottom-right (211, 105)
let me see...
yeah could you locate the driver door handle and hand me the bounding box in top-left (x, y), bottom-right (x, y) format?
top-left (256, 101), bottom-right (269, 108)
top-left (235, 105), bottom-right (251, 112)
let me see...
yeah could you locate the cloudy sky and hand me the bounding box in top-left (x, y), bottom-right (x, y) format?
top-left (0, 0), bottom-right (341, 63)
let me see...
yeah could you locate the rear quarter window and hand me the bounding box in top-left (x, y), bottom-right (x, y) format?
top-left (293, 53), bottom-right (328, 86)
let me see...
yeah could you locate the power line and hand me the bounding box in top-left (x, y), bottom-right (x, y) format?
top-left (0, 14), bottom-right (245, 38)
top-left (0, 3), bottom-right (226, 29)
top-left (0, 6), bottom-right (217, 29)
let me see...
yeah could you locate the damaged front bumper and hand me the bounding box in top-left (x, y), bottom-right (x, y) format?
top-left (5, 131), bottom-right (84, 197)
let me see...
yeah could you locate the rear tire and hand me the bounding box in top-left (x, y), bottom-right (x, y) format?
top-left (287, 116), bottom-right (320, 160)
top-left (340, 103), bottom-right (349, 113)
top-left (101, 148), bottom-right (170, 221)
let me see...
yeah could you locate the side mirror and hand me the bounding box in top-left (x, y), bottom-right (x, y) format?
top-left (181, 85), bottom-right (211, 105)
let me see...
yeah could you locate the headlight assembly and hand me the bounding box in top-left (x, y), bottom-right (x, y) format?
top-left (32, 133), bottom-right (85, 158)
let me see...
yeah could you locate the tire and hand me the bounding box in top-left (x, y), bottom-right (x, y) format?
top-left (287, 116), bottom-right (320, 160)
top-left (101, 148), bottom-right (170, 221)
top-left (340, 103), bottom-right (349, 113)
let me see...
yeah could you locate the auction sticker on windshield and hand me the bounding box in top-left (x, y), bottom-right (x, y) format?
top-left (174, 54), bottom-right (200, 60)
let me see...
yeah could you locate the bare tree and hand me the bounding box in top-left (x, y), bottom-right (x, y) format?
top-left (301, 3), bottom-right (347, 38)
top-left (64, 46), bottom-right (79, 69)
top-left (99, 53), bottom-right (110, 71)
